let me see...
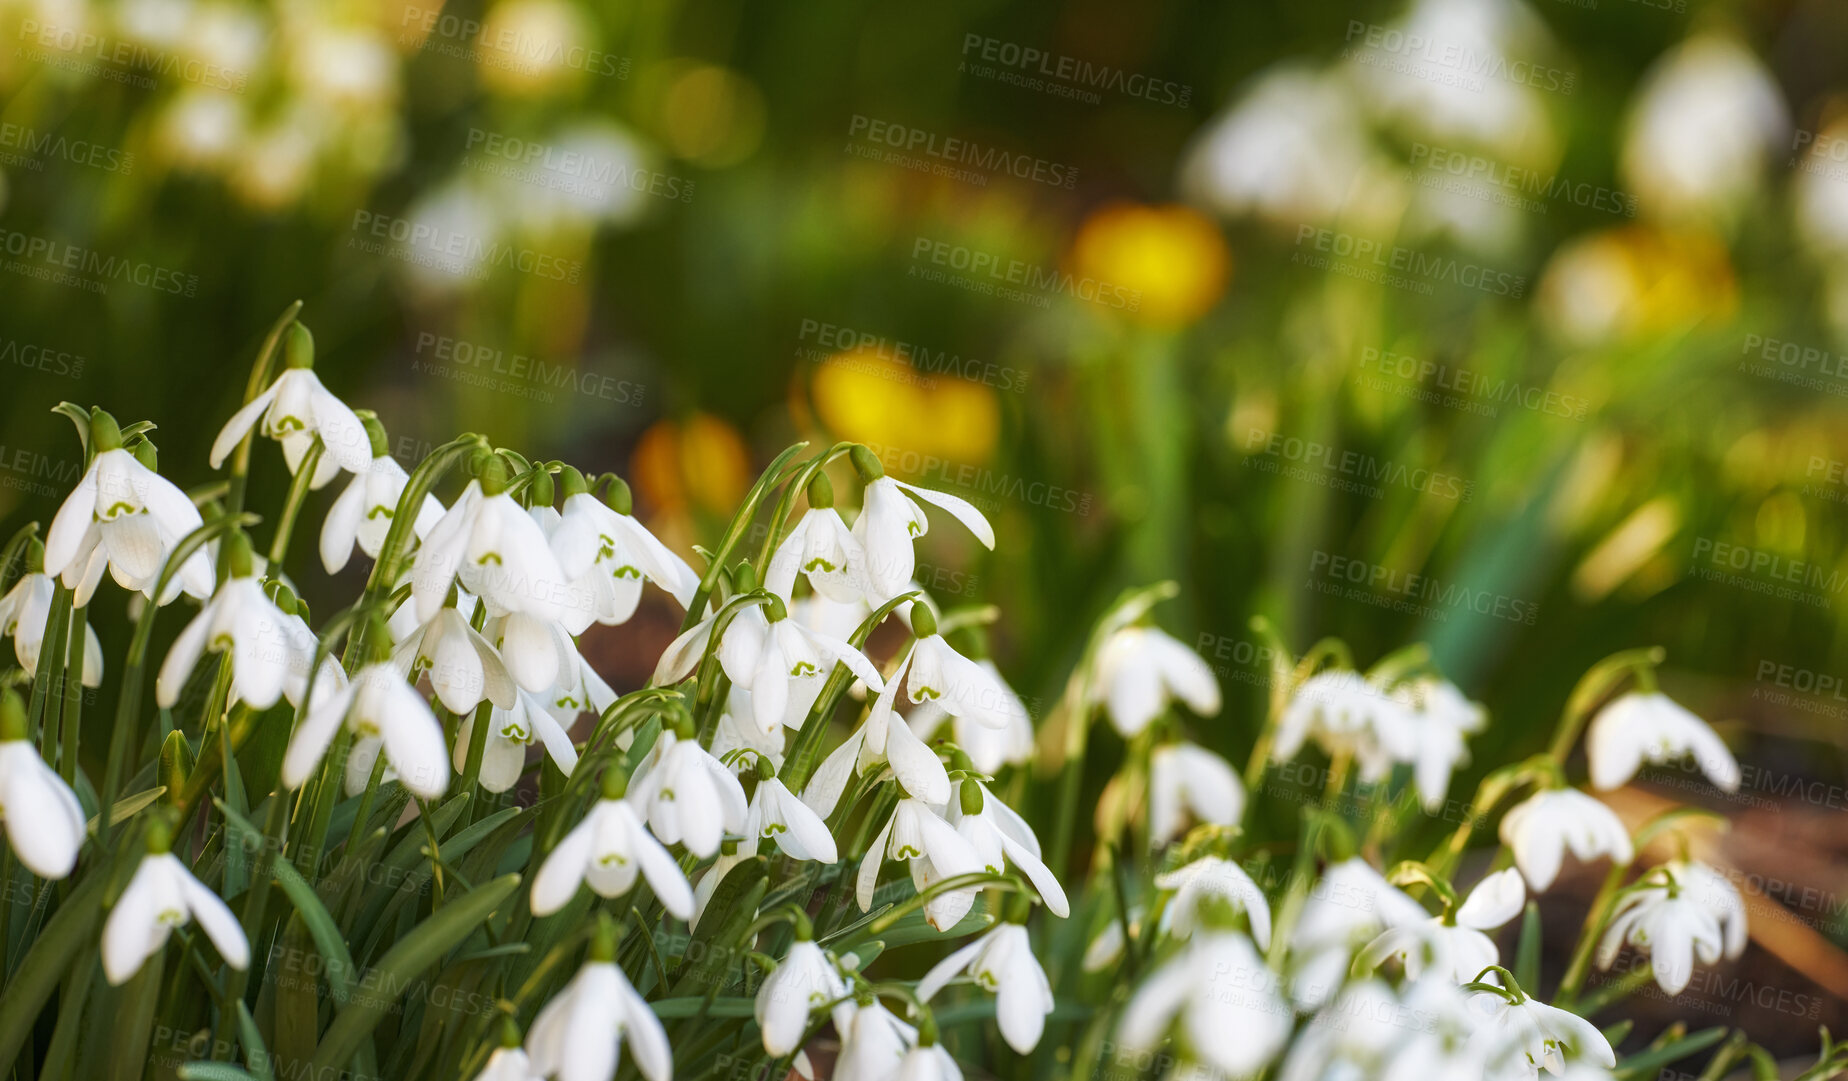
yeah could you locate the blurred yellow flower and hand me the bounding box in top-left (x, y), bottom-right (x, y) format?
top-left (1535, 226), bottom-right (1736, 346)
top-left (1070, 203), bottom-right (1228, 326)
top-left (475, 0), bottom-right (596, 97)
top-left (653, 61), bottom-right (766, 168)
top-left (631, 412), bottom-right (751, 519)
top-left (808, 348), bottom-right (998, 466)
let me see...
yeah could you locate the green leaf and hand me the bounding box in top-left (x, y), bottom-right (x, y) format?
top-left (649, 996), bottom-right (758, 1019)
top-left (1615, 1026), bottom-right (1729, 1078)
top-left (0, 858), bottom-right (109, 1068)
top-left (178, 1064), bottom-right (261, 1081)
top-left (306, 874), bottom-right (521, 1077)
top-left (109, 946), bottom-right (165, 1081)
top-left (85, 786), bottom-right (169, 834)
top-left (220, 798), bottom-right (360, 1006)
top-left (1515, 900), bottom-right (1541, 993)
top-left (236, 1000), bottom-right (276, 1081)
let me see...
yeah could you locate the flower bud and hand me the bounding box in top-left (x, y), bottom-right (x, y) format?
top-left (559, 465), bottom-right (590, 500)
top-left (478, 453), bottom-right (512, 496)
top-left (603, 475), bottom-right (634, 516)
top-left (528, 469), bottom-right (555, 509)
top-left (959, 779), bottom-right (985, 816)
top-left (806, 470), bottom-right (834, 509)
top-left (909, 603), bottom-right (938, 639)
top-left (849, 444), bottom-right (883, 482)
top-left (283, 321), bottom-right (315, 370)
top-left (88, 408), bottom-right (124, 452)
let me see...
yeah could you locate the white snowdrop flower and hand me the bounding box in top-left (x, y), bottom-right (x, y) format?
top-left (547, 473), bottom-right (696, 634)
top-left (895, 1042), bottom-right (963, 1081)
top-left (1668, 859), bottom-right (1746, 961)
top-left (0, 555), bottom-right (102, 686)
top-left (156, 539), bottom-right (312, 713)
top-left (755, 938), bottom-right (846, 1056)
top-left (1148, 742), bottom-right (1245, 846)
top-left (1359, 868), bottom-right (1525, 983)
top-left (0, 692), bottom-right (86, 879)
top-left (1465, 984), bottom-right (1615, 1079)
top-left (1621, 35), bottom-right (1787, 222)
top-left (833, 997), bottom-right (916, 1081)
top-left (711, 689), bottom-right (785, 775)
top-left (908, 658), bottom-right (1032, 775)
top-left (1275, 979), bottom-right (1408, 1081)
top-left (898, 613), bottom-right (1026, 732)
top-left (859, 798), bottom-right (983, 930)
top-left (849, 456), bottom-right (995, 604)
top-left (1155, 855), bottom-right (1272, 948)
top-left (626, 727), bottom-right (748, 858)
top-left (484, 611), bottom-right (579, 698)
top-left (1499, 787), bottom-right (1633, 892)
top-left (1081, 914), bottom-right (1136, 973)
top-left (529, 783), bottom-right (694, 921)
top-left (45, 415), bottom-right (215, 605)
top-left (945, 779), bottom-right (1069, 917)
top-left (1275, 670), bottom-right (1417, 782)
top-left (651, 601), bottom-right (770, 688)
top-left (1182, 64), bottom-right (1372, 226)
top-left (1117, 931), bottom-right (1291, 1078)
top-left (1381, 978), bottom-right (1492, 1081)
top-left (394, 607), bottom-right (518, 716)
top-left (280, 660), bottom-right (451, 799)
top-left (1289, 857), bottom-right (1428, 1008)
top-left (319, 446), bottom-right (445, 574)
top-left (539, 646), bottom-right (617, 730)
top-left (744, 771), bottom-right (839, 863)
top-left (791, 592), bottom-right (871, 644)
top-left (737, 606), bottom-right (884, 738)
top-left (1093, 625), bottom-right (1221, 738)
top-left (471, 1044), bottom-right (539, 1081)
top-left (454, 689), bottom-right (578, 794)
top-left (1586, 691), bottom-right (1739, 793)
top-left (766, 475), bottom-right (867, 604)
top-left (411, 461), bottom-right (573, 628)
top-left (1398, 678), bottom-right (1487, 812)
top-left (915, 922), bottom-right (1053, 1053)
top-left (102, 826), bottom-right (250, 985)
top-left (1595, 865), bottom-right (1726, 996)
top-left (526, 938), bottom-right (671, 1081)
top-left (208, 337), bottom-right (373, 488)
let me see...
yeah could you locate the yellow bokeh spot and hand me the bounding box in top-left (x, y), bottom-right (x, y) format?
top-left (475, 0), bottom-right (594, 98)
top-left (1537, 225), bottom-right (1737, 346)
top-left (1070, 203), bottom-right (1229, 326)
top-left (809, 349), bottom-right (999, 466)
top-left (631, 413), bottom-right (750, 518)
top-left (657, 62), bottom-right (765, 168)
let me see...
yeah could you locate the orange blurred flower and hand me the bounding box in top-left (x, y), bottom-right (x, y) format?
top-left (1070, 203), bottom-right (1229, 326)
top-left (631, 412), bottom-right (751, 519)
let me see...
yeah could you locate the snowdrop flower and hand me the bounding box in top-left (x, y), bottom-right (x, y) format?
top-left (156, 535), bottom-right (313, 713)
top-left (529, 775), bottom-right (694, 920)
top-left (411, 458), bottom-right (573, 628)
top-left (547, 470), bottom-right (696, 633)
top-left (859, 797), bottom-right (983, 930)
top-left (834, 997), bottom-right (916, 1081)
top-left (766, 473), bottom-right (868, 604)
top-left (755, 937), bottom-right (846, 1056)
top-left (849, 450), bottom-right (995, 604)
top-left (736, 603), bottom-right (884, 737)
top-left (626, 726), bottom-right (748, 858)
top-left (1398, 678), bottom-right (1487, 812)
top-left (526, 927), bottom-right (671, 1081)
top-left (1668, 859), bottom-right (1746, 961)
top-left (916, 922), bottom-right (1053, 1053)
top-left (471, 1041), bottom-right (538, 1081)
top-left (1148, 742), bottom-right (1245, 846)
top-left (318, 426), bottom-right (445, 573)
top-left (1382, 978), bottom-right (1494, 1081)
top-left (280, 659), bottom-right (451, 799)
top-left (1155, 855), bottom-right (1273, 948)
top-left (895, 1041), bottom-right (963, 1081)
top-left (1093, 625), bottom-right (1221, 737)
top-left (744, 768), bottom-right (839, 863)
top-left (1595, 866), bottom-right (1726, 995)
top-left (711, 690), bottom-right (785, 775)
top-left (1289, 857), bottom-right (1428, 1008)
top-left (945, 779), bottom-right (1069, 917)
top-left (1275, 980), bottom-right (1408, 1081)
top-left (1275, 670), bottom-right (1416, 782)
top-left (1117, 931), bottom-right (1291, 1078)
top-left (0, 546), bottom-right (102, 685)
top-left (1359, 868), bottom-right (1525, 983)
top-left (209, 328), bottom-right (372, 488)
top-left (1182, 64), bottom-right (1373, 226)
top-left (1621, 35), bottom-right (1787, 222)
top-left (908, 658), bottom-right (1032, 775)
top-left (45, 412), bottom-right (214, 604)
top-left (395, 607), bottom-right (518, 716)
top-left (893, 608), bottom-right (1024, 732)
top-left (0, 691), bottom-right (85, 879)
top-left (1465, 983), bottom-right (1615, 1078)
top-left (454, 690), bottom-right (578, 794)
top-left (652, 600), bottom-right (770, 689)
top-left (539, 646), bottom-right (617, 731)
top-left (1586, 691), bottom-right (1739, 792)
top-left (1499, 787), bottom-right (1634, 892)
top-left (102, 820), bottom-right (250, 985)
top-left (484, 611), bottom-right (582, 699)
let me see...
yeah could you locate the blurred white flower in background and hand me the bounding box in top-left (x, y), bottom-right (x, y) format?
top-left (1621, 35), bottom-right (1787, 224)
top-left (1183, 65), bottom-right (1373, 227)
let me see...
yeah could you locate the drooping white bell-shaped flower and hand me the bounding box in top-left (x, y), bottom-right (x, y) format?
top-left (1397, 677), bottom-right (1487, 813)
top-left (1148, 742), bottom-right (1245, 846)
top-left (46, 414), bottom-right (215, 604)
top-left (1499, 787), bottom-right (1633, 892)
top-left (526, 928), bottom-right (672, 1081)
top-left (1275, 669), bottom-right (1416, 781)
top-left (736, 604), bottom-right (884, 737)
top-left (547, 472), bottom-right (696, 633)
top-left (766, 474), bottom-right (868, 604)
top-left (1667, 859), bottom-right (1747, 962)
top-left (529, 775), bottom-right (694, 920)
top-left (394, 606), bottom-right (518, 716)
top-left (907, 659), bottom-right (1032, 775)
top-left (1117, 930), bottom-right (1291, 1078)
top-left (626, 727), bottom-right (748, 858)
top-left (1274, 979), bottom-right (1412, 1081)
top-left (469, 1043), bottom-right (539, 1081)
top-left (0, 691), bottom-right (85, 879)
top-left (1288, 857), bottom-right (1427, 1009)
top-left (755, 937), bottom-right (846, 1056)
top-left (833, 997), bottom-right (916, 1081)
top-left (651, 601), bottom-right (771, 688)
top-left (945, 779), bottom-right (1068, 918)
top-left (319, 447), bottom-right (445, 574)
top-left (849, 454), bottom-right (995, 604)
top-left (209, 331), bottom-right (373, 487)
top-left (280, 658), bottom-right (450, 799)
top-left (858, 797), bottom-right (983, 930)
top-left (1586, 691), bottom-right (1739, 793)
top-left (1093, 625), bottom-right (1221, 737)
top-left (454, 689), bottom-right (578, 794)
top-left (1595, 864), bottom-right (1727, 995)
top-left (711, 689), bottom-right (786, 776)
top-left (915, 922), bottom-right (1053, 1053)
top-left (1155, 855), bottom-right (1273, 948)
top-left (1465, 981), bottom-right (1615, 1079)
top-left (742, 769), bottom-right (838, 863)
top-left (102, 822), bottom-right (250, 985)
top-left (156, 535), bottom-right (313, 713)
top-left (894, 1041), bottom-right (964, 1081)
top-left (538, 646), bottom-right (618, 731)
top-left (1358, 867), bottom-right (1525, 983)
top-left (484, 611), bottom-right (579, 697)
top-left (411, 459), bottom-right (573, 627)
top-left (0, 553), bottom-right (102, 686)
